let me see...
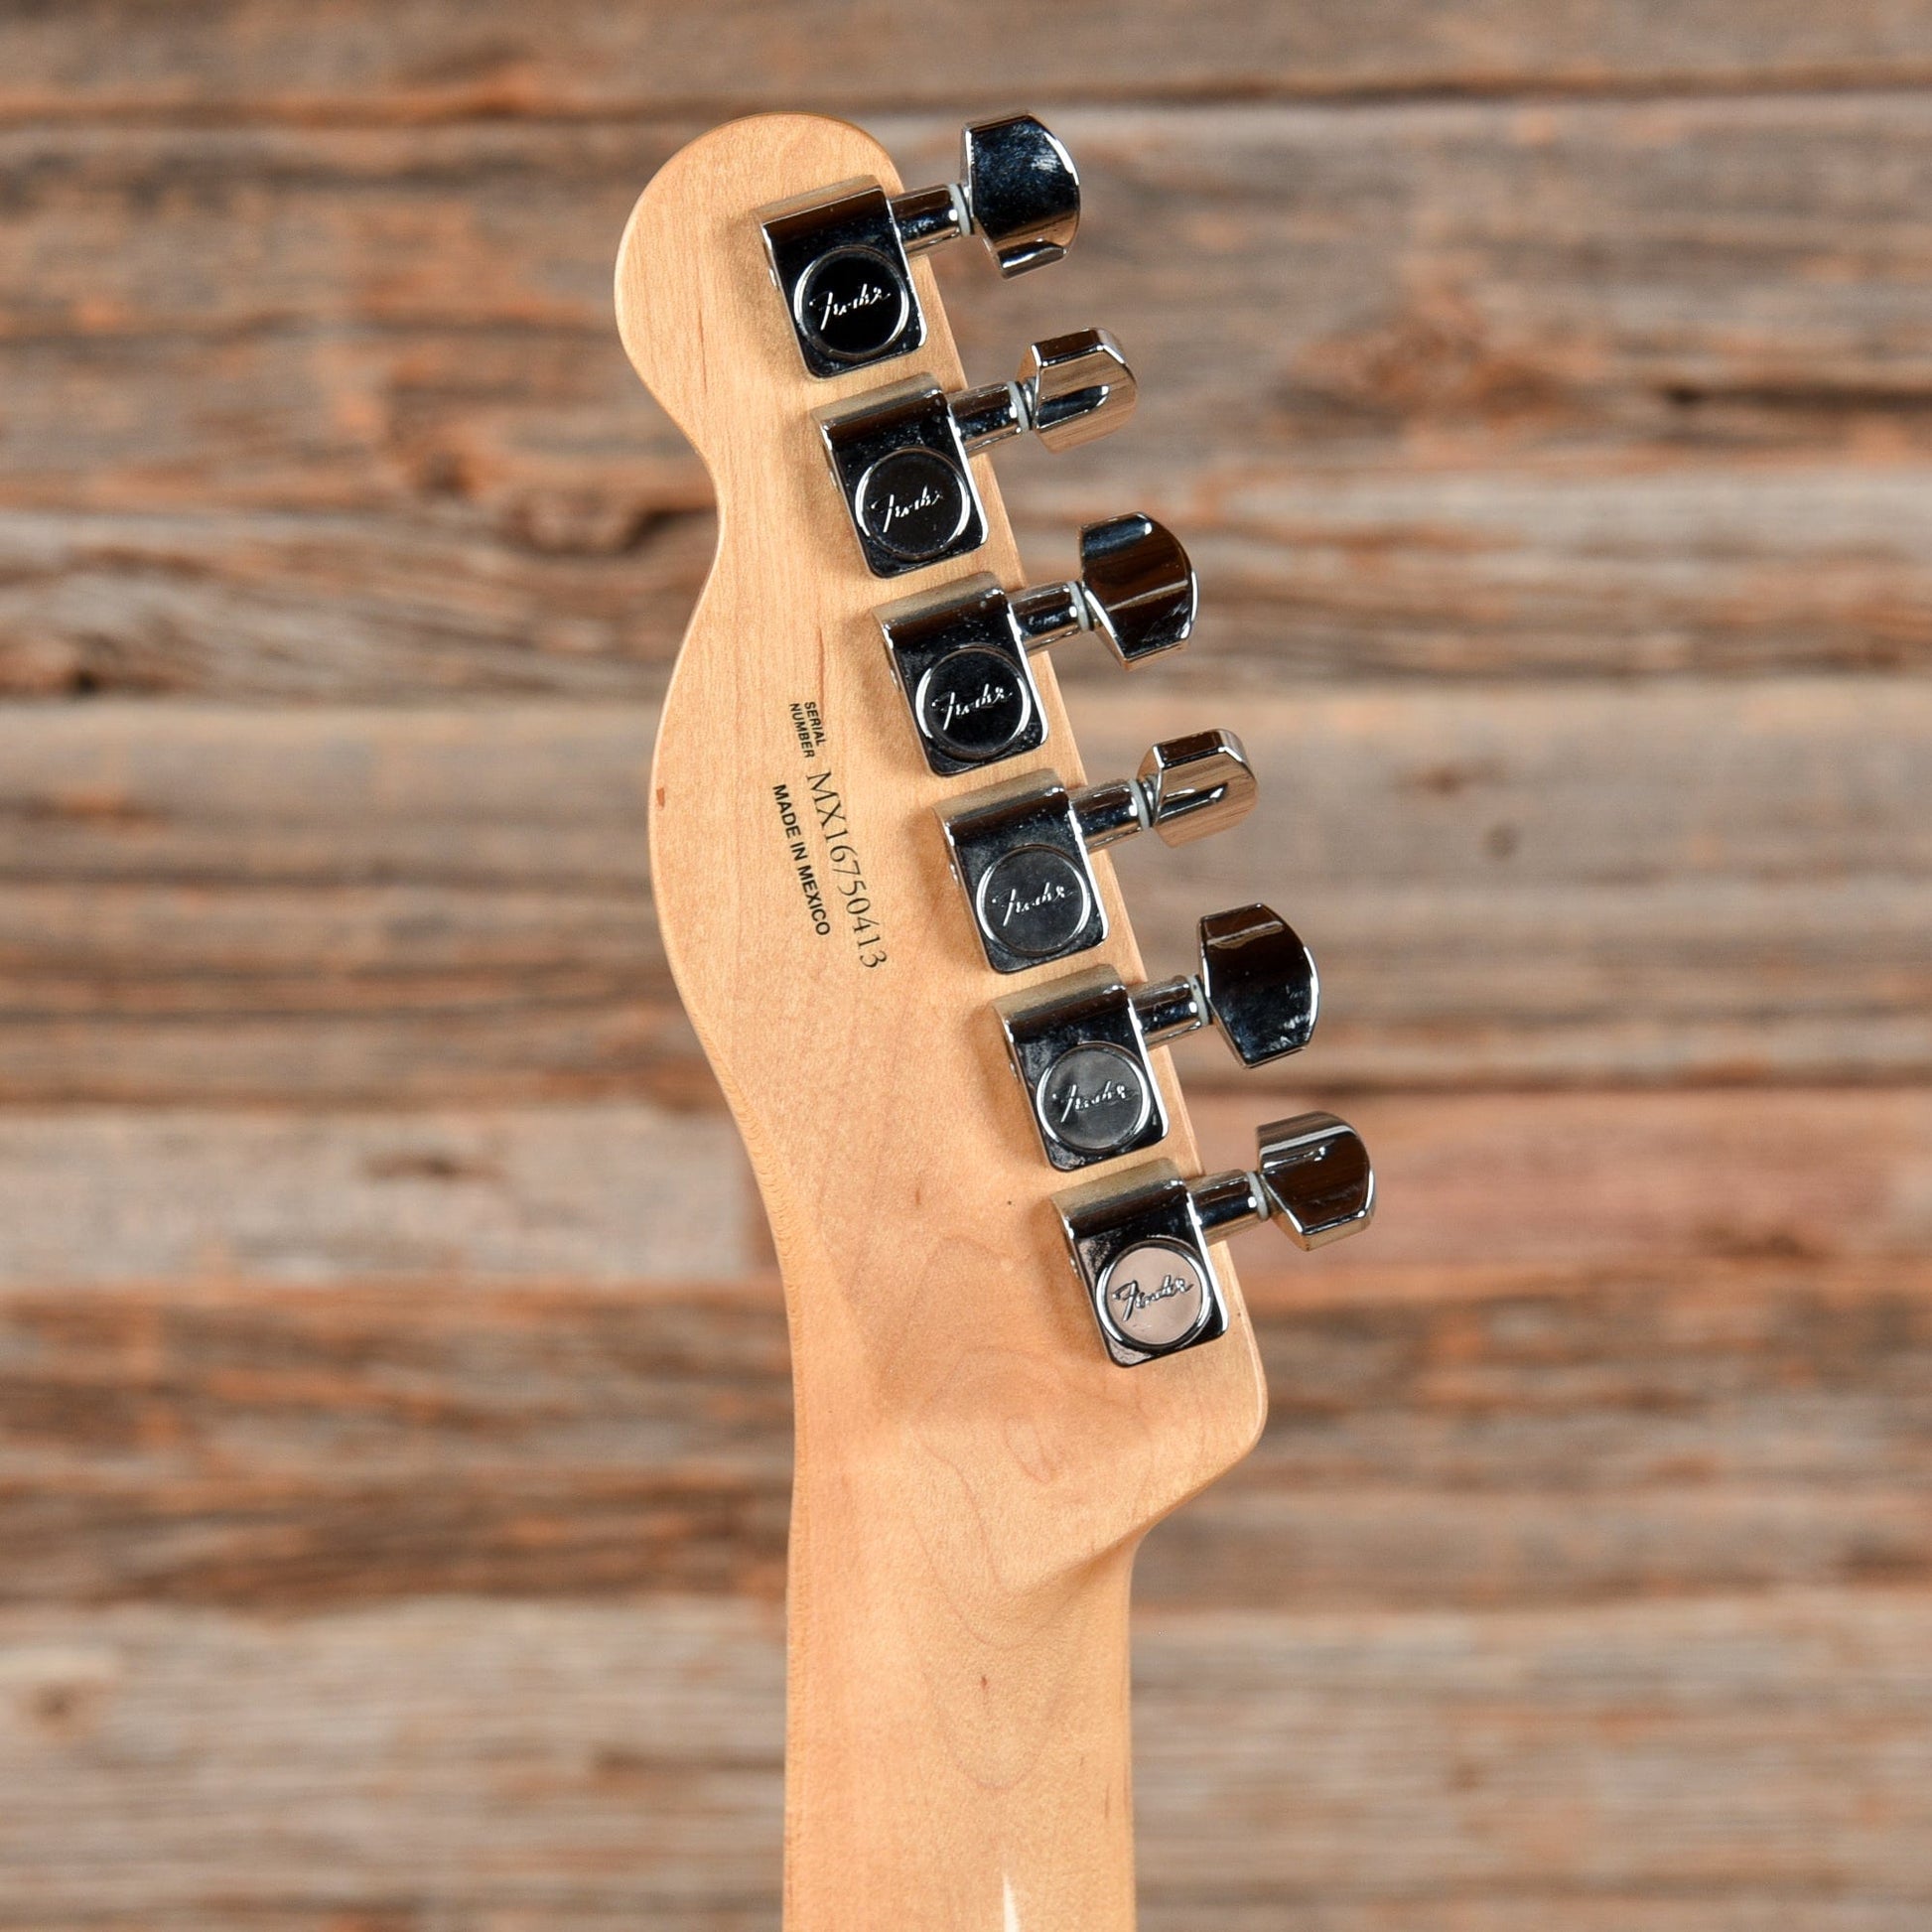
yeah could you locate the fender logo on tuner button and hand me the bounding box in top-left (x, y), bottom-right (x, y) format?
top-left (759, 113), bottom-right (1080, 377)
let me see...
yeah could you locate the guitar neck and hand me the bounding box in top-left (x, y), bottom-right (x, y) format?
top-left (785, 1441), bottom-right (1137, 1929)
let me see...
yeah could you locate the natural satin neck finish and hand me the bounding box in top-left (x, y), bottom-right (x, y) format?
top-left (615, 113), bottom-right (1267, 1932)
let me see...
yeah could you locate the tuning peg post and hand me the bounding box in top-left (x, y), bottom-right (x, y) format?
top-left (938, 732), bottom-right (1257, 974)
top-left (878, 513), bottom-right (1196, 774)
top-left (945, 330), bottom-right (1136, 457)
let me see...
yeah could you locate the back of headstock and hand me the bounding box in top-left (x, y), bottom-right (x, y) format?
top-left (615, 111), bottom-right (1373, 1932)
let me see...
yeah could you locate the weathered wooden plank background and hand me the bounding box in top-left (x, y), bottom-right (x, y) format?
top-left (1, 4), bottom-right (1928, 1925)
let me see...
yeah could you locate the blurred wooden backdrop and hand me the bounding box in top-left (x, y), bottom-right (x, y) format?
top-left (2, 4), bottom-right (1932, 1927)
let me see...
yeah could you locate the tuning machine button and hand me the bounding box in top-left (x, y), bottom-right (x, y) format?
top-left (816, 332), bottom-right (1137, 578)
top-left (893, 113), bottom-right (1081, 275)
top-left (936, 730), bottom-right (1256, 974)
top-left (877, 514), bottom-right (1196, 774)
top-left (998, 904), bottom-right (1316, 1171)
top-left (1055, 1114), bottom-right (1376, 1365)
top-left (760, 114), bottom-right (1080, 378)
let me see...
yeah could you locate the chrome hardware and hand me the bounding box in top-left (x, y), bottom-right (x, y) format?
top-left (877, 514), bottom-right (1196, 774)
top-left (1017, 331), bottom-right (1136, 452)
top-left (1075, 514), bottom-right (1198, 663)
top-left (997, 904), bottom-right (1317, 1171)
top-left (760, 115), bottom-right (1080, 377)
top-left (936, 732), bottom-right (1256, 974)
top-left (1133, 729), bottom-right (1255, 845)
top-left (1179, 902), bottom-right (1319, 1065)
top-left (1054, 1114), bottom-right (1376, 1365)
top-left (938, 774), bottom-right (1108, 974)
top-left (817, 334), bottom-right (1137, 578)
top-left (815, 377), bottom-right (986, 578)
top-left (942, 329), bottom-right (1136, 458)
top-left (761, 184), bottom-right (923, 376)
top-left (948, 114), bottom-right (1081, 274)
top-left (1063, 726), bottom-right (1256, 855)
top-left (1251, 1112), bottom-right (1379, 1249)
top-left (999, 966), bottom-right (1169, 1170)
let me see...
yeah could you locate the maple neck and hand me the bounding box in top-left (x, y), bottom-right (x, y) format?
top-left (784, 1446), bottom-right (1137, 1930)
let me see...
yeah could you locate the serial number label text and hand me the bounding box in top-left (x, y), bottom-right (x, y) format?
top-left (770, 699), bottom-right (889, 970)
top-left (806, 767), bottom-right (889, 969)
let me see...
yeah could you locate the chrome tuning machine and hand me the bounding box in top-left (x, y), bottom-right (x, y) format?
top-left (937, 729), bottom-right (1255, 974)
top-left (1056, 1114), bottom-right (1377, 1365)
top-left (761, 114), bottom-right (1080, 377)
top-left (997, 903), bottom-right (1317, 1170)
top-left (878, 514), bottom-right (1196, 773)
top-left (816, 331), bottom-right (1136, 578)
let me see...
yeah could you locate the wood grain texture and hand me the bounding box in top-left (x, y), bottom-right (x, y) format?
top-left (12, 99), bottom-right (1932, 691)
top-left (1, 1087), bottom-right (1926, 1297)
top-left (0, 1105), bottom-right (754, 1287)
top-left (0, 1590), bottom-right (1928, 1928)
top-left (0, 685), bottom-right (1920, 1101)
top-left (0, 506), bottom-right (715, 701)
top-left (3, 0), bottom-right (1932, 119)
top-left (3, 1256), bottom-right (1930, 1610)
top-left (3, 11), bottom-right (1929, 1928)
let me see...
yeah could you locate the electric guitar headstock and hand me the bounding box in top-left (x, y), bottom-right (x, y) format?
top-left (616, 112), bottom-right (1374, 1931)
